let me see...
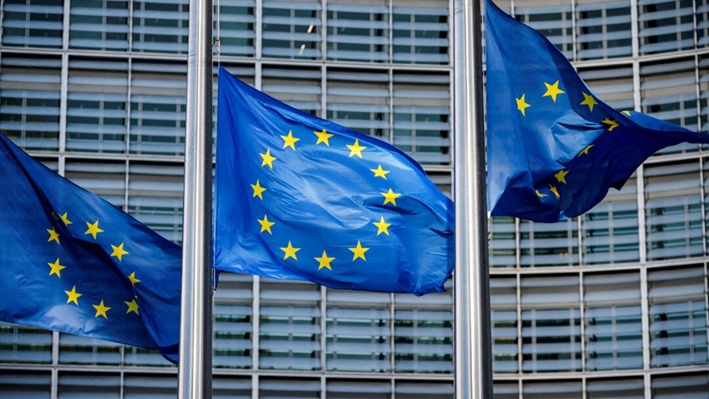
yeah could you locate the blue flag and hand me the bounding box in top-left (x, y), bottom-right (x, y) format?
top-left (214, 66), bottom-right (454, 295)
top-left (485, 0), bottom-right (709, 223)
top-left (0, 133), bottom-right (181, 360)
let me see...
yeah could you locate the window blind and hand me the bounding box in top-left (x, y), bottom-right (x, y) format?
top-left (69, 0), bottom-right (129, 51)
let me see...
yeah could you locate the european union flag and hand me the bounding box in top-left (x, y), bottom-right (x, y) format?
top-left (214, 66), bottom-right (454, 295)
top-left (485, 0), bottom-right (709, 223)
top-left (0, 133), bottom-right (181, 360)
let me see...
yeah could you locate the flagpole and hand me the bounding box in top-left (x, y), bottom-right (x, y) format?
top-left (453, 0), bottom-right (493, 398)
top-left (179, 0), bottom-right (213, 397)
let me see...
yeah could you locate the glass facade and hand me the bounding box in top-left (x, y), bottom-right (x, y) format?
top-left (0, 0), bottom-right (708, 397)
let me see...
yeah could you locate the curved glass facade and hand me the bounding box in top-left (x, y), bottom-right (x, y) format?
top-left (0, 0), bottom-right (707, 397)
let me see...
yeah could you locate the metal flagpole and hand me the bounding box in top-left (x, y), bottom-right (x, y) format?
top-left (179, 0), bottom-right (213, 397)
top-left (453, 0), bottom-right (493, 398)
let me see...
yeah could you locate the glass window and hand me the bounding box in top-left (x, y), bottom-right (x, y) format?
top-left (215, 0), bottom-right (255, 57)
top-left (0, 55), bottom-right (61, 151)
top-left (65, 159), bottom-right (126, 208)
top-left (326, 68), bottom-right (389, 140)
top-left (491, 277), bottom-right (518, 373)
top-left (67, 58), bottom-right (129, 153)
top-left (640, 58), bottom-right (699, 156)
top-left (523, 380), bottom-right (582, 399)
top-left (394, 279), bottom-right (453, 374)
top-left (57, 372), bottom-right (120, 398)
top-left (2, 0), bottom-right (63, 48)
top-left (259, 279), bottom-right (321, 370)
top-left (262, 0), bottom-right (321, 60)
top-left (579, 65), bottom-right (635, 111)
top-left (426, 170), bottom-right (452, 198)
top-left (520, 219), bottom-right (579, 267)
top-left (263, 65), bottom-right (321, 116)
top-left (651, 373), bottom-right (709, 398)
top-left (259, 377), bottom-right (320, 398)
top-left (127, 161), bottom-right (183, 244)
top-left (514, 0), bottom-right (574, 59)
top-left (58, 334), bottom-right (121, 365)
top-left (0, 322), bottom-right (52, 364)
top-left (129, 60), bottom-right (187, 156)
top-left (69, 0), bottom-right (129, 51)
top-left (327, 379), bottom-right (391, 399)
top-left (520, 274), bottom-right (582, 372)
top-left (392, 71), bottom-right (451, 165)
top-left (327, 290), bottom-right (391, 373)
top-left (582, 176), bottom-right (639, 265)
top-left (586, 377), bottom-right (644, 399)
top-left (576, 0), bottom-right (631, 60)
top-left (327, 0), bottom-right (389, 63)
top-left (213, 272), bottom-right (253, 369)
top-left (392, 0), bottom-right (449, 65)
top-left (132, 0), bottom-right (189, 54)
top-left (0, 370), bottom-right (51, 398)
top-left (584, 272), bottom-right (643, 371)
top-left (213, 376), bottom-right (251, 399)
top-left (644, 161), bottom-right (703, 261)
top-left (123, 374), bottom-right (177, 398)
top-left (648, 267), bottom-right (708, 368)
top-left (395, 380), bottom-right (454, 399)
top-left (493, 382), bottom-right (519, 399)
top-left (699, 0), bottom-right (709, 48)
top-left (638, 0), bottom-right (694, 55)
top-left (699, 55), bottom-right (709, 134)
top-left (490, 216), bottom-right (517, 268)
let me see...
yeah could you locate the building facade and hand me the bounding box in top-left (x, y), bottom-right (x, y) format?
top-left (0, 0), bottom-right (708, 397)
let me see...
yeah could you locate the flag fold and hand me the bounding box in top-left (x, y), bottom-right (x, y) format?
top-left (485, 0), bottom-right (709, 223)
top-left (0, 133), bottom-right (181, 360)
top-left (214, 66), bottom-right (454, 295)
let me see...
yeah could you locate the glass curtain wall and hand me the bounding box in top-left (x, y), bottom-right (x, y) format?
top-left (1, 0), bottom-right (709, 397)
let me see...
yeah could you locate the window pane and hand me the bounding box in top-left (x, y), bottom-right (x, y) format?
top-left (2, 0), bottom-right (63, 48)
top-left (127, 162), bottom-right (183, 244)
top-left (0, 322), bottom-right (52, 364)
top-left (491, 277), bottom-right (518, 373)
top-left (520, 219), bottom-right (579, 267)
top-left (215, 0), bottom-right (255, 57)
top-left (67, 58), bottom-right (129, 153)
top-left (327, 0), bottom-right (389, 63)
top-left (327, 68), bottom-right (389, 140)
top-left (263, 0), bottom-right (321, 60)
top-left (576, 0), bottom-right (632, 60)
top-left (514, 0), bottom-right (573, 59)
top-left (0, 370), bottom-right (51, 398)
top-left (132, 0), bottom-right (189, 54)
top-left (69, 0), bottom-right (129, 51)
top-left (392, 0), bottom-right (449, 65)
top-left (213, 272), bottom-right (253, 369)
top-left (0, 55), bottom-right (61, 151)
top-left (638, 0), bottom-right (694, 55)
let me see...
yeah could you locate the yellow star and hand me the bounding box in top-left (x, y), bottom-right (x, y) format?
top-left (314, 129), bottom-right (334, 146)
top-left (554, 169), bottom-right (569, 184)
top-left (85, 220), bottom-right (104, 240)
top-left (315, 250), bottom-right (335, 271)
top-left (381, 188), bottom-right (401, 206)
top-left (110, 243), bottom-right (129, 261)
top-left (580, 92), bottom-right (597, 112)
top-left (622, 110), bottom-right (632, 116)
top-left (125, 298), bottom-right (139, 315)
top-left (601, 118), bottom-right (619, 131)
top-left (516, 94), bottom-right (531, 116)
top-left (65, 286), bottom-right (82, 305)
top-left (93, 300), bottom-right (111, 319)
top-left (578, 144), bottom-right (595, 157)
top-left (47, 227), bottom-right (60, 244)
top-left (59, 212), bottom-right (72, 225)
top-left (370, 164), bottom-right (390, 179)
top-left (373, 216), bottom-right (391, 236)
top-left (536, 190), bottom-right (547, 198)
top-left (346, 139), bottom-right (367, 158)
top-left (128, 272), bottom-right (141, 286)
top-left (251, 179), bottom-right (267, 200)
top-left (47, 258), bottom-right (66, 277)
top-left (258, 214), bottom-right (275, 234)
top-left (549, 184), bottom-right (560, 199)
top-left (543, 81), bottom-right (565, 102)
top-left (260, 149), bottom-right (277, 169)
top-left (349, 241), bottom-right (369, 261)
top-left (281, 130), bottom-right (300, 150)
top-left (280, 241), bottom-right (301, 260)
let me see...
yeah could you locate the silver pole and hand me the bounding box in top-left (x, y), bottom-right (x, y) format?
top-left (453, 0), bottom-right (493, 398)
top-left (179, 0), bottom-right (213, 396)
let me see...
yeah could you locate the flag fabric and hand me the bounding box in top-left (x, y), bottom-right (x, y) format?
top-left (485, 0), bottom-right (709, 223)
top-left (0, 133), bottom-right (181, 360)
top-left (214, 66), bottom-right (454, 296)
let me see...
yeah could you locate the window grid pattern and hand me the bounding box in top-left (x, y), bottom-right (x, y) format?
top-left (514, 1), bottom-right (574, 59)
top-left (262, 0), bottom-right (321, 60)
top-left (1, 0), bottom-right (63, 48)
top-left (327, 0), bottom-right (389, 63)
top-left (576, 0), bottom-right (632, 60)
top-left (638, 0), bottom-right (695, 55)
top-left (216, 0), bottom-right (255, 57)
top-left (326, 69), bottom-right (390, 140)
top-left (131, 0), bottom-right (189, 54)
top-left (69, 0), bottom-right (130, 51)
top-left (392, 0), bottom-right (449, 65)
